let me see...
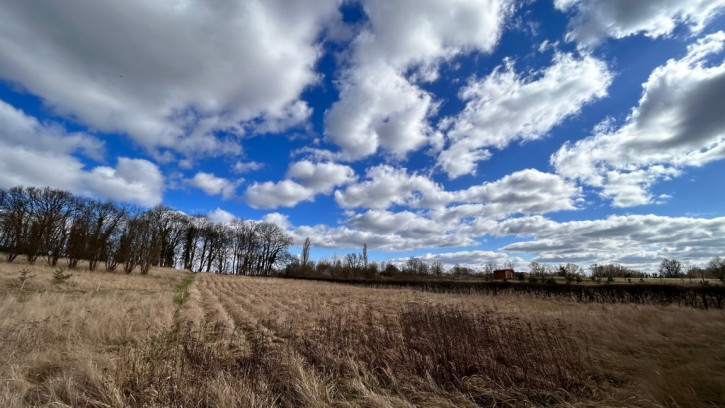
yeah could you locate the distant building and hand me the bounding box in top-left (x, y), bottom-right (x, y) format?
top-left (493, 269), bottom-right (515, 279)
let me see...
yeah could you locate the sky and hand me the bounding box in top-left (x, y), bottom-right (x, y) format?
top-left (1, 0), bottom-right (725, 273)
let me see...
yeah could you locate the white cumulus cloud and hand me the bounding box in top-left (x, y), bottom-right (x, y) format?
top-left (207, 208), bottom-right (238, 224)
top-left (555, 0), bottom-right (725, 48)
top-left (0, 102), bottom-right (164, 206)
top-left (244, 160), bottom-right (356, 209)
top-left (438, 52), bottom-right (612, 178)
top-left (336, 166), bottom-right (580, 219)
top-left (189, 172), bottom-right (242, 200)
top-left (0, 0), bottom-right (342, 159)
top-left (286, 160), bottom-right (356, 194)
top-left (497, 214), bottom-right (725, 272)
top-left (390, 250), bottom-right (527, 271)
top-left (324, 0), bottom-right (513, 159)
top-left (552, 32), bottom-right (725, 207)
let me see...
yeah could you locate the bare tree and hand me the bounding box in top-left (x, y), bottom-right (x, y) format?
top-left (299, 236), bottom-right (312, 273)
top-left (115, 212), bottom-right (143, 274)
top-left (143, 205), bottom-right (188, 268)
top-left (362, 242), bottom-right (368, 269)
top-left (181, 215), bottom-right (208, 271)
top-left (659, 258), bottom-right (682, 279)
top-left (159, 210), bottom-right (190, 268)
top-left (0, 184), bottom-right (302, 278)
top-left (405, 257), bottom-right (429, 275)
top-left (345, 252), bottom-right (363, 270)
top-left (530, 261), bottom-right (548, 280)
top-left (65, 198), bottom-right (125, 270)
top-left (431, 261), bottom-right (444, 276)
top-left (707, 256), bottom-right (725, 282)
top-left (230, 219), bottom-right (260, 276)
top-left (256, 222), bottom-right (293, 276)
top-left (2, 186), bottom-right (31, 262)
top-left (6, 187), bottom-right (74, 265)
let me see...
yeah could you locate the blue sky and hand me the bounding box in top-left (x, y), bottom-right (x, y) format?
top-left (2, 0), bottom-right (725, 272)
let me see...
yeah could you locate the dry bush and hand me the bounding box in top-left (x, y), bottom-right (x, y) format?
top-left (117, 322), bottom-right (337, 408)
top-left (294, 305), bottom-right (597, 406)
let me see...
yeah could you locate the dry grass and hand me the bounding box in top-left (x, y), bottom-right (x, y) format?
top-left (0, 257), bottom-right (188, 407)
top-left (124, 274), bottom-right (725, 407)
top-left (1, 263), bottom-right (723, 407)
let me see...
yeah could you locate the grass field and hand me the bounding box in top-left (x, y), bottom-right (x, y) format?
top-left (1, 260), bottom-right (724, 407)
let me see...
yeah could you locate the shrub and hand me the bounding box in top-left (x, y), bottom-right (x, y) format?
top-left (295, 305), bottom-right (598, 404)
top-left (18, 268), bottom-right (35, 290)
top-left (52, 268), bottom-right (72, 284)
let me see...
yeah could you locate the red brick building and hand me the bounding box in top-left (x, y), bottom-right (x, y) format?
top-left (493, 269), bottom-right (515, 279)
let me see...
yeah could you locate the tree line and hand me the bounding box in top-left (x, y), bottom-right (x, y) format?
top-left (289, 249), bottom-right (725, 284)
top-left (3, 185), bottom-right (723, 282)
top-left (0, 186), bottom-right (293, 275)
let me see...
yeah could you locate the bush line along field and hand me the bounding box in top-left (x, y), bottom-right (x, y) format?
top-left (287, 276), bottom-right (725, 309)
top-left (1, 259), bottom-right (724, 407)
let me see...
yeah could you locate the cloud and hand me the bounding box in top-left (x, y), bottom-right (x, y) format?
top-left (288, 222), bottom-right (474, 252)
top-left (552, 32), bottom-right (725, 207)
top-left (347, 209), bottom-right (451, 238)
top-left (261, 212), bottom-right (293, 230)
top-left (189, 172), bottom-right (242, 200)
top-left (324, 63), bottom-right (435, 159)
top-left (555, 0), bottom-right (725, 48)
top-left (270, 206), bottom-right (725, 269)
top-left (438, 52), bottom-right (612, 178)
top-left (244, 180), bottom-right (314, 209)
top-left (389, 250), bottom-right (527, 271)
top-left (84, 158), bottom-right (164, 206)
top-left (0, 0), bottom-right (342, 158)
top-left (207, 208), bottom-right (237, 224)
top-left (232, 161), bottom-right (264, 174)
top-left (313, 168), bottom-right (580, 251)
top-left (335, 165), bottom-right (453, 209)
top-left (0, 100), bottom-right (104, 159)
top-left (244, 160), bottom-right (356, 209)
top-left (0, 102), bottom-right (163, 206)
top-left (286, 160), bottom-right (356, 193)
top-left (496, 214), bottom-right (725, 272)
top-left (324, 0), bottom-right (513, 159)
top-left (357, 0), bottom-right (512, 68)
top-left (0, 147), bottom-right (164, 207)
top-left (336, 166), bottom-right (579, 218)
top-left (255, 182), bottom-right (723, 271)
top-left (269, 210), bottom-right (466, 251)
top-left (457, 169), bottom-right (582, 217)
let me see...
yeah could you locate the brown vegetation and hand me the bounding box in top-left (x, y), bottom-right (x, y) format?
top-left (0, 257), bottom-right (187, 407)
top-left (1, 259), bottom-right (724, 407)
top-left (0, 185), bottom-right (294, 276)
